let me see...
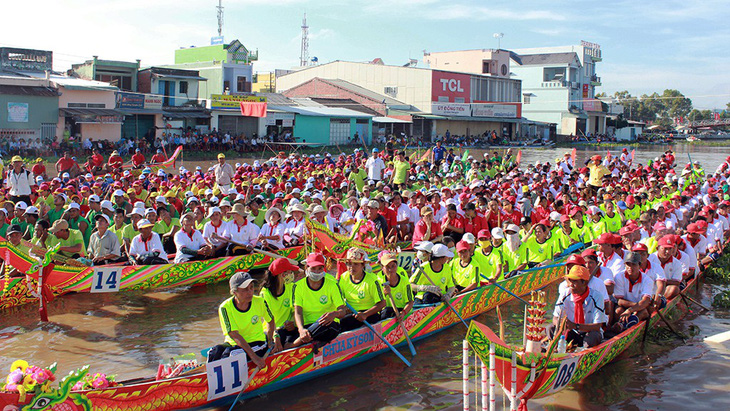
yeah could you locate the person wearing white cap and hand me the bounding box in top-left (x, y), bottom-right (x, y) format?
top-left (122, 208), bottom-right (145, 252)
top-left (284, 203), bottom-right (308, 246)
top-left (65, 202), bottom-right (91, 247)
top-left (21, 206), bottom-right (40, 240)
top-left (259, 207), bottom-right (286, 250)
top-left (202, 206), bottom-right (228, 257)
top-left (85, 194), bottom-right (102, 224)
top-left (409, 243), bottom-right (455, 304)
top-left (87, 214), bottom-right (122, 265)
top-left (100, 200), bottom-right (115, 218)
top-left (112, 189), bottom-right (132, 214)
top-left (128, 218), bottom-right (168, 264)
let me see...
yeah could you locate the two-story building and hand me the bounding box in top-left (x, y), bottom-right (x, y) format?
top-left (137, 67), bottom-right (209, 133)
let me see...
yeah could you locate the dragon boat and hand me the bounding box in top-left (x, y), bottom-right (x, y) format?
top-left (0, 256), bottom-right (571, 410)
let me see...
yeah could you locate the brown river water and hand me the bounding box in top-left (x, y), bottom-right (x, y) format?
top-left (2, 142), bottom-right (730, 410)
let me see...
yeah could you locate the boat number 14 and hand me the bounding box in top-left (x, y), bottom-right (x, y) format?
top-left (206, 353), bottom-right (249, 401)
top-left (549, 357), bottom-right (579, 393)
top-left (91, 267), bottom-right (121, 293)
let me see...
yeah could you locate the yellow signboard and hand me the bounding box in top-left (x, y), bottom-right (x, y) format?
top-left (210, 94), bottom-right (267, 109)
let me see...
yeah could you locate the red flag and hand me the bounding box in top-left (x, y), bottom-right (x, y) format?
top-left (571, 148), bottom-right (577, 164)
top-left (606, 150), bottom-right (611, 161)
top-left (631, 149), bottom-right (635, 162)
top-left (239, 101), bottom-right (267, 117)
top-left (515, 150), bottom-right (522, 165)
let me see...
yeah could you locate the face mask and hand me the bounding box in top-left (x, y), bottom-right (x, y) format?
top-left (417, 251), bottom-right (429, 261)
top-left (306, 269), bottom-right (326, 282)
top-left (479, 240), bottom-right (490, 249)
top-left (282, 272), bottom-right (295, 284)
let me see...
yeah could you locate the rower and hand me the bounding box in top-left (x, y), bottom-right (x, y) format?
top-left (261, 258), bottom-right (301, 351)
top-left (652, 236), bottom-right (683, 299)
top-left (595, 233), bottom-right (625, 279)
top-left (173, 213), bottom-right (213, 263)
top-left (551, 265), bottom-right (606, 349)
top-left (475, 228), bottom-right (506, 282)
top-left (87, 214), bottom-right (122, 266)
top-left (630, 243), bottom-right (668, 310)
top-left (514, 220), bottom-right (556, 271)
top-left (47, 219), bottom-right (85, 259)
top-left (209, 272), bottom-right (275, 368)
top-left (4, 224), bottom-right (33, 277)
top-left (450, 240), bottom-right (480, 293)
top-left (410, 244), bottom-right (455, 304)
top-left (613, 252), bottom-right (653, 331)
top-left (339, 248), bottom-right (386, 331)
top-left (222, 203), bottom-right (259, 255)
top-left (378, 251), bottom-right (414, 321)
top-left (128, 219), bottom-right (168, 265)
top-left (292, 252), bottom-right (347, 348)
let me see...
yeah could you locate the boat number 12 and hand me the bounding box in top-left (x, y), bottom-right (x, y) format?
top-left (91, 267), bottom-right (121, 293)
top-left (206, 353), bottom-right (250, 401)
top-left (551, 358), bottom-right (578, 391)
top-left (397, 252), bottom-right (415, 270)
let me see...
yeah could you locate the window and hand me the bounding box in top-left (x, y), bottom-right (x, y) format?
top-left (237, 76), bottom-right (247, 92)
top-left (179, 81), bottom-right (188, 94)
top-left (482, 60), bottom-right (493, 74)
top-left (87, 103), bottom-right (106, 108)
top-left (543, 67), bottom-right (566, 82)
top-left (384, 86), bottom-right (398, 97)
top-left (329, 119), bottom-right (351, 145)
top-left (523, 94), bottom-right (531, 104)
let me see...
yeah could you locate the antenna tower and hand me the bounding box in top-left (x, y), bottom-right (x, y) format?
top-left (217, 0), bottom-right (224, 37)
top-left (300, 13), bottom-right (309, 67)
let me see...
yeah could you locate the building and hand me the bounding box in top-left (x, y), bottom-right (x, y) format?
top-left (276, 60), bottom-right (522, 141)
top-left (137, 67), bottom-right (210, 133)
top-left (510, 42), bottom-right (605, 136)
top-left (252, 72), bottom-right (275, 93)
top-left (0, 48), bottom-right (60, 143)
top-left (69, 56), bottom-right (140, 92)
top-left (424, 49), bottom-right (513, 78)
top-left (52, 75), bottom-right (122, 142)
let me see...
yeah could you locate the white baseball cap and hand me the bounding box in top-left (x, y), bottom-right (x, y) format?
top-left (415, 241), bottom-right (434, 253)
top-left (431, 244), bottom-right (454, 258)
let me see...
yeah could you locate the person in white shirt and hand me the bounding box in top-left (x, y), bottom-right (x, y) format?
top-left (5, 156), bottom-right (34, 204)
top-left (222, 204), bottom-right (260, 255)
top-left (365, 149), bottom-right (386, 182)
top-left (595, 233), bottom-right (625, 279)
top-left (284, 203), bottom-right (309, 244)
top-left (129, 219), bottom-right (168, 265)
top-left (212, 153), bottom-right (235, 191)
top-left (339, 196), bottom-right (360, 234)
top-left (552, 265), bottom-right (606, 348)
top-left (259, 207), bottom-right (286, 250)
top-left (613, 252), bottom-right (653, 330)
top-left (651, 236), bottom-right (683, 300)
top-left (202, 206), bottom-right (228, 257)
top-left (174, 213), bottom-right (212, 263)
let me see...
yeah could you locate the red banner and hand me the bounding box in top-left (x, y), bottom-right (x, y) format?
top-left (240, 101), bottom-right (267, 118)
top-left (431, 71), bottom-right (471, 103)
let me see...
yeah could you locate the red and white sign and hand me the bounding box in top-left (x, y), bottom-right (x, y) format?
top-left (431, 103), bottom-right (471, 117)
top-left (583, 100), bottom-right (602, 112)
top-left (432, 71), bottom-right (471, 103)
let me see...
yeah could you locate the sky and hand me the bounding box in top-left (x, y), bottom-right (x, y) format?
top-left (2, 0), bottom-right (729, 109)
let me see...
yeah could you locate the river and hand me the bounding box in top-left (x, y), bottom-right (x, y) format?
top-left (1, 142), bottom-right (729, 410)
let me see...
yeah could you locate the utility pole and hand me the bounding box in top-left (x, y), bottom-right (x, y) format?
top-left (217, 0), bottom-right (224, 37)
top-left (300, 13), bottom-right (309, 67)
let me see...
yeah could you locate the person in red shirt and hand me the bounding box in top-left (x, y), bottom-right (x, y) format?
top-left (131, 149), bottom-right (146, 169)
top-left (484, 199), bottom-right (501, 230)
top-left (89, 149), bottom-right (104, 174)
top-left (463, 203), bottom-right (488, 236)
top-left (441, 204), bottom-right (465, 242)
top-left (107, 150), bottom-right (124, 172)
top-left (412, 206), bottom-right (443, 246)
top-left (150, 149), bottom-right (167, 164)
top-left (501, 197), bottom-right (523, 226)
top-left (31, 158), bottom-right (47, 181)
top-left (376, 197), bottom-right (397, 236)
top-left (55, 151), bottom-right (79, 177)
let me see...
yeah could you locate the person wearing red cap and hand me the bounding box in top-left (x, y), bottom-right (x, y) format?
top-left (551, 265), bottom-right (606, 348)
top-left (683, 223), bottom-right (709, 266)
top-left (292, 253), bottom-right (347, 348)
top-left (262, 258), bottom-right (302, 351)
top-left (595, 232), bottom-right (625, 281)
top-left (450, 240), bottom-right (480, 294)
top-left (553, 214), bottom-right (577, 250)
top-left (652, 235), bottom-right (683, 300)
top-left (476, 228), bottom-right (511, 281)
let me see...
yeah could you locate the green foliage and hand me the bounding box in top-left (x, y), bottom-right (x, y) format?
top-left (713, 290), bottom-right (730, 308)
top-left (610, 89), bottom-right (692, 123)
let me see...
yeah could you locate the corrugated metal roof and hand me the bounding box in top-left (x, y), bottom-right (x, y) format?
top-left (268, 105), bottom-right (372, 118)
top-left (320, 79), bottom-right (408, 107)
top-left (513, 52), bottom-right (579, 66)
top-left (256, 92), bottom-right (296, 105)
top-left (0, 84), bottom-right (58, 97)
top-left (310, 97), bottom-right (381, 116)
top-left (59, 108), bottom-right (124, 116)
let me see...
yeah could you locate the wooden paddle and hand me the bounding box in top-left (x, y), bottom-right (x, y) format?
top-left (384, 286), bottom-right (416, 357)
top-left (227, 346), bottom-right (274, 411)
top-left (211, 233), bottom-right (299, 265)
top-left (414, 265), bottom-right (469, 329)
top-left (344, 301), bottom-right (411, 367)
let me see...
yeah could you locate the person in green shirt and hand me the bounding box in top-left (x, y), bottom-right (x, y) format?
top-left (348, 161), bottom-right (368, 193)
top-left (0, 209), bottom-right (8, 239)
top-left (378, 252), bottom-right (414, 321)
top-left (390, 151), bottom-right (411, 189)
top-left (338, 247), bottom-right (386, 332)
top-left (554, 215), bottom-right (577, 250)
top-left (46, 195), bottom-right (66, 225)
top-left (587, 207), bottom-right (608, 241)
top-left (410, 244), bottom-right (455, 304)
top-left (122, 209), bottom-right (143, 252)
top-left (450, 240), bottom-right (480, 293)
top-left (262, 258), bottom-right (301, 351)
top-left (603, 201), bottom-right (622, 233)
top-left (66, 203), bottom-right (91, 248)
top-left (153, 207), bottom-right (181, 254)
top-left (32, 220), bottom-right (51, 249)
top-left (85, 195), bottom-right (102, 225)
top-left (208, 272), bottom-right (275, 367)
top-left (47, 219), bottom-right (85, 258)
top-left (292, 252), bottom-right (347, 348)
top-left (514, 221), bottom-right (556, 271)
top-left (248, 198), bottom-right (266, 228)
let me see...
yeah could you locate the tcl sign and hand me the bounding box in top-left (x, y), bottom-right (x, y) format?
top-left (432, 71), bottom-right (471, 103)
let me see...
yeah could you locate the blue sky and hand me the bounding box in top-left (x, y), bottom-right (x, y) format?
top-left (3, 0), bottom-right (729, 109)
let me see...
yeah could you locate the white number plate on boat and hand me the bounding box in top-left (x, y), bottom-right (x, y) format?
top-left (547, 355), bottom-right (580, 394)
top-left (397, 252), bottom-right (415, 270)
top-left (206, 352), bottom-right (249, 401)
top-left (90, 267), bottom-right (122, 293)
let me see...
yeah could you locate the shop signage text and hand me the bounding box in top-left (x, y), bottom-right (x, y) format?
top-left (431, 71), bottom-right (471, 103)
top-left (211, 94), bottom-right (267, 109)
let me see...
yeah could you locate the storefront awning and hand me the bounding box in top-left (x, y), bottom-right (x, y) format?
top-left (163, 111), bottom-right (211, 119)
top-left (153, 73), bottom-right (207, 81)
top-left (372, 116), bottom-right (412, 124)
top-left (119, 109), bottom-right (165, 115)
top-left (413, 114), bottom-right (447, 120)
top-left (60, 108), bottom-right (124, 124)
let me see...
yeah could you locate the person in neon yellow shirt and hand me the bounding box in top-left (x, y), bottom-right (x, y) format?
top-left (554, 215), bottom-right (578, 250)
top-left (450, 240), bottom-right (480, 293)
top-left (292, 253), bottom-right (347, 348)
top-left (338, 248), bottom-right (386, 331)
top-left (261, 258), bottom-right (301, 351)
top-left (475, 228), bottom-right (509, 282)
top-left (390, 151), bottom-right (411, 188)
top-left (208, 272), bottom-right (275, 368)
top-left (378, 251), bottom-right (414, 321)
top-left (586, 206), bottom-right (608, 242)
top-left (514, 221), bottom-right (556, 271)
top-left (603, 201), bottom-right (622, 233)
top-left (410, 244), bottom-right (455, 304)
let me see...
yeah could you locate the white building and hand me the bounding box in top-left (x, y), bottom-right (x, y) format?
top-left (510, 42), bottom-right (605, 136)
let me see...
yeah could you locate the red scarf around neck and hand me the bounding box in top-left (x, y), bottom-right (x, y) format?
top-left (572, 287), bottom-right (590, 324)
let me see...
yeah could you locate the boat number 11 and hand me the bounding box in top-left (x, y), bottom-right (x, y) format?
top-left (91, 267), bottom-right (121, 293)
top-left (206, 354), bottom-right (249, 401)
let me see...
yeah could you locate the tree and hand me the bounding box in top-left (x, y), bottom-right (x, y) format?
top-left (661, 89), bottom-right (692, 119)
top-left (595, 92), bottom-right (607, 98)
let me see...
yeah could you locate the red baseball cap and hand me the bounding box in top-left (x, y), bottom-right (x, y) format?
top-left (477, 229), bottom-right (491, 240)
top-left (305, 252), bottom-right (326, 268)
top-left (657, 236), bottom-right (675, 248)
top-left (581, 248), bottom-right (598, 259)
top-left (631, 243), bottom-right (648, 252)
top-left (269, 258), bottom-right (300, 276)
top-left (565, 254), bottom-right (586, 267)
top-left (456, 240), bottom-right (471, 252)
top-left (594, 233), bottom-right (621, 245)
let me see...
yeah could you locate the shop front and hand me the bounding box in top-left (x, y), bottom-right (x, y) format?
top-left (209, 94), bottom-right (266, 138)
top-left (116, 92), bottom-right (165, 140)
